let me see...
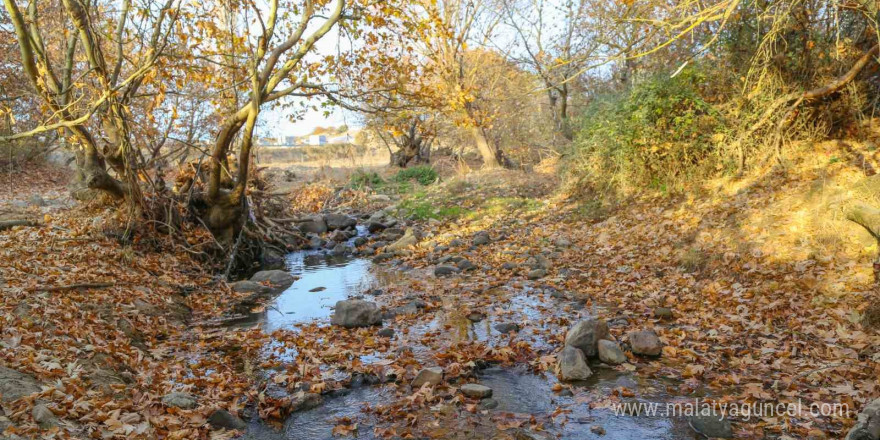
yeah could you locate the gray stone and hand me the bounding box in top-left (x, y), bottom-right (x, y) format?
top-left (229, 281), bottom-right (270, 295)
top-left (501, 262), bottom-right (517, 270)
top-left (434, 265), bottom-right (460, 277)
top-left (297, 215), bottom-right (328, 235)
top-left (557, 346), bottom-right (592, 381)
top-left (331, 300), bottom-right (382, 328)
top-left (162, 392), bottom-right (198, 409)
top-left (629, 329), bottom-right (663, 356)
top-left (460, 384), bottom-right (492, 399)
top-left (353, 237), bottom-right (367, 247)
top-left (597, 340), bottom-right (627, 365)
top-left (847, 398), bottom-right (880, 440)
top-left (208, 409), bottom-right (247, 430)
top-left (372, 253), bottom-right (395, 263)
top-left (467, 312), bottom-right (485, 322)
top-left (494, 323), bottom-right (521, 334)
top-left (554, 238), bottom-right (571, 248)
top-left (325, 213), bottom-right (357, 231)
top-left (289, 392), bottom-right (323, 412)
top-left (473, 231), bottom-right (490, 246)
top-left (654, 307), bottom-right (674, 319)
top-left (0, 367), bottom-right (41, 402)
top-left (527, 255), bottom-right (552, 270)
top-left (564, 318), bottom-right (610, 358)
top-left (527, 269), bottom-right (547, 280)
top-left (456, 259), bottom-right (476, 271)
top-left (449, 239), bottom-right (464, 247)
top-left (249, 270), bottom-right (295, 292)
top-left (331, 244), bottom-right (349, 256)
top-left (367, 221), bottom-right (387, 233)
top-left (412, 367), bottom-right (443, 388)
top-left (385, 228), bottom-right (417, 252)
top-left (688, 414), bottom-right (734, 438)
top-left (479, 398), bottom-right (499, 410)
top-left (28, 195), bottom-right (46, 207)
top-left (31, 404), bottom-right (57, 429)
top-left (378, 328), bottom-right (395, 338)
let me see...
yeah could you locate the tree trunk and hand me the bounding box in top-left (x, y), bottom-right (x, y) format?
top-left (473, 127), bottom-right (501, 169)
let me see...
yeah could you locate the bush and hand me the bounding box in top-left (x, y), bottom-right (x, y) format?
top-left (350, 170), bottom-right (384, 188)
top-left (567, 68), bottom-right (728, 195)
top-left (392, 165), bottom-right (438, 186)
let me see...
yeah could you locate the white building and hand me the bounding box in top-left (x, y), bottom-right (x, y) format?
top-left (308, 135), bottom-right (327, 146)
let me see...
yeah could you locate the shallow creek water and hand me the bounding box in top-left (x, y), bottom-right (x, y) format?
top-left (238, 247), bottom-right (704, 439)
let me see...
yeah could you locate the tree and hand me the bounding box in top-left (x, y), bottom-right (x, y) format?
top-left (2, 0), bottom-right (182, 200)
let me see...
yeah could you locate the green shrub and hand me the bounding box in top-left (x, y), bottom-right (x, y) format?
top-left (392, 165), bottom-right (438, 186)
top-left (350, 170), bottom-right (384, 188)
top-left (567, 68), bottom-right (728, 195)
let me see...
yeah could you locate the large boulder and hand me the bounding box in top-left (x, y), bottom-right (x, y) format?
top-left (564, 318), bottom-right (610, 358)
top-left (324, 213), bottom-right (357, 231)
top-left (628, 329), bottom-right (663, 356)
top-left (597, 340), bottom-right (627, 365)
top-left (0, 366), bottom-right (41, 402)
top-left (297, 215), bottom-right (328, 235)
top-left (847, 398), bottom-right (880, 440)
top-left (331, 300), bottom-right (382, 328)
top-left (250, 270), bottom-right (295, 292)
top-left (557, 346), bottom-right (592, 381)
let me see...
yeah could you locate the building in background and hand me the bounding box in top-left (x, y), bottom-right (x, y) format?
top-left (308, 134), bottom-right (327, 146)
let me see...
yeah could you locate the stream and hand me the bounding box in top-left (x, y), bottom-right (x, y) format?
top-left (237, 245), bottom-right (705, 439)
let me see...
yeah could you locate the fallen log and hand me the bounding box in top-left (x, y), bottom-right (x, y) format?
top-left (0, 219), bottom-right (40, 231)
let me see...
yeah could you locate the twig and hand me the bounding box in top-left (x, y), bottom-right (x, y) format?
top-left (32, 282), bottom-right (114, 292)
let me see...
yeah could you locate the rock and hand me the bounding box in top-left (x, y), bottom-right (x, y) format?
top-left (324, 213), bottom-right (356, 231)
top-left (372, 253), bottom-right (395, 263)
top-left (688, 414), bottom-right (734, 438)
top-left (28, 195), bottom-right (47, 207)
top-left (0, 367), bottom-right (41, 402)
top-left (494, 323), bottom-right (521, 334)
top-left (412, 367), bottom-right (443, 388)
top-left (250, 270), bottom-right (295, 292)
top-left (297, 215), bottom-right (328, 235)
top-left (369, 194), bottom-right (391, 202)
top-left (208, 409), bottom-right (247, 430)
top-left (31, 404), bottom-right (57, 429)
top-left (847, 398), bottom-right (880, 440)
top-left (456, 259), bottom-right (476, 271)
top-left (473, 231), bottom-right (490, 246)
top-left (501, 262), bottom-right (517, 270)
top-left (260, 247), bottom-right (286, 270)
top-left (162, 392), bottom-right (198, 409)
top-left (555, 237), bottom-right (571, 248)
top-left (229, 280), bottom-right (271, 295)
top-left (449, 238), bottom-right (464, 247)
top-left (557, 346), bottom-right (592, 381)
top-left (309, 286), bottom-right (326, 292)
top-left (328, 230), bottom-right (350, 243)
top-left (460, 384), bottom-right (493, 399)
top-left (307, 234), bottom-right (323, 249)
top-left (479, 398), bottom-right (499, 410)
top-left (590, 425), bottom-right (606, 435)
top-left (331, 300), bottom-right (382, 328)
top-left (385, 228), bottom-right (417, 252)
top-left (331, 243), bottom-right (349, 256)
top-left (289, 392), bottom-right (323, 412)
top-left (434, 265), bottom-right (460, 277)
top-left (597, 340), bottom-right (627, 365)
top-left (527, 269), bottom-right (547, 279)
top-left (526, 255), bottom-right (552, 270)
top-left (654, 307), bottom-right (674, 319)
top-left (367, 221), bottom-right (387, 233)
top-left (628, 329), bottom-right (663, 356)
top-left (353, 237), bottom-right (367, 247)
top-left (467, 312), bottom-right (485, 322)
top-left (378, 328), bottom-right (395, 338)
top-left (564, 318), bottom-right (610, 358)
